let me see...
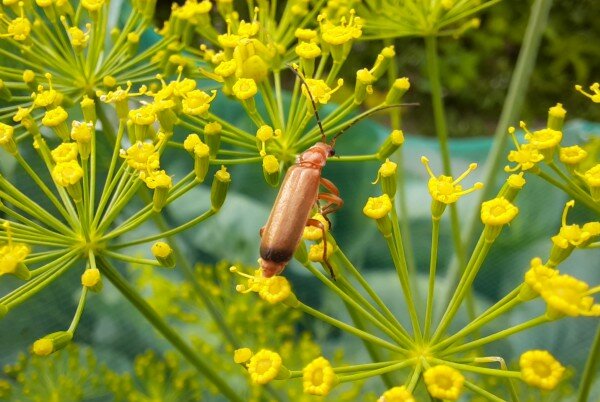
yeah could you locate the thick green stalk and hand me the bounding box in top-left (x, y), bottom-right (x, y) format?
top-left (96, 257), bottom-right (244, 402)
top-left (442, 0), bottom-right (554, 309)
top-left (424, 35), bottom-right (466, 271)
top-left (578, 323), bottom-right (600, 402)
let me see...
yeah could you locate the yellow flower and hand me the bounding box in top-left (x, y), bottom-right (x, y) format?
top-left (378, 386), bottom-right (415, 402)
top-left (0, 241), bottom-right (30, 277)
top-left (295, 28), bottom-right (318, 41)
top-left (81, 268), bottom-right (101, 288)
top-left (233, 348), bottom-right (252, 364)
top-left (363, 194), bottom-right (392, 219)
top-left (423, 365), bottom-right (464, 401)
top-left (295, 42), bottom-right (321, 59)
top-left (559, 145), bottom-right (587, 165)
top-left (4, 10), bottom-right (31, 42)
top-left (505, 127), bottom-right (544, 172)
top-left (256, 125), bottom-right (274, 142)
top-left (507, 173), bottom-right (526, 189)
top-left (520, 350), bottom-right (565, 390)
top-left (151, 242), bottom-right (172, 259)
top-left (129, 105), bottom-right (156, 126)
top-left (42, 106), bottom-right (68, 127)
top-left (579, 164), bottom-right (600, 199)
top-left (32, 338), bottom-right (54, 356)
top-left (302, 78), bottom-right (343, 104)
top-left (540, 274), bottom-right (600, 317)
top-left (302, 356), bottom-right (336, 396)
top-left (182, 89), bottom-right (217, 115)
top-left (183, 133), bottom-right (202, 152)
top-left (522, 122), bottom-right (562, 151)
top-left (232, 78), bottom-right (258, 100)
top-left (551, 201), bottom-right (594, 249)
top-left (575, 83), bottom-right (600, 103)
top-left (480, 197), bottom-right (519, 226)
top-left (303, 213), bottom-right (329, 240)
top-left (51, 143), bottom-right (79, 163)
top-left (0, 123), bottom-right (14, 145)
top-left (524, 258), bottom-right (558, 294)
top-left (308, 241), bottom-right (334, 262)
top-left (214, 59), bottom-right (237, 78)
top-left (247, 349), bottom-right (282, 385)
top-left (143, 170), bottom-right (172, 189)
top-left (262, 155), bottom-right (279, 174)
top-left (194, 142), bottom-right (210, 158)
top-left (81, 0), bottom-right (105, 11)
top-left (68, 26), bottom-right (90, 48)
top-left (52, 161), bottom-right (84, 186)
top-left (258, 276), bottom-right (292, 304)
top-left (320, 10), bottom-right (363, 46)
top-left (121, 142), bottom-right (160, 172)
top-left (71, 121), bottom-right (93, 143)
top-left (422, 156), bottom-right (483, 204)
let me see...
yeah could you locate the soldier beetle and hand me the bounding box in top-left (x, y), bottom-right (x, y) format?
top-left (259, 66), bottom-right (414, 279)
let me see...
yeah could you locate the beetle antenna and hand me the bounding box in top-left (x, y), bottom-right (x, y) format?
top-left (289, 64), bottom-right (327, 143)
top-left (330, 103), bottom-right (419, 148)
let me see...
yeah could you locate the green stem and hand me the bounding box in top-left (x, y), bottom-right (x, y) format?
top-left (338, 359), bottom-right (415, 382)
top-left (444, 316), bottom-right (549, 355)
top-left (296, 302), bottom-right (405, 353)
top-left (68, 287), bottom-right (88, 333)
top-left (424, 218), bottom-right (440, 339)
top-left (464, 381), bottom-right (505, 402)
top-left (424, 35), bottom-right (466, 272)
top-left (578, 323), bottom-right (600, 402)
top-left (96, 257), bottom-right (244, 402)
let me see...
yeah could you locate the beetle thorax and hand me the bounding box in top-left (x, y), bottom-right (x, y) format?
top-left (297, 142), bottom-right (332, 168)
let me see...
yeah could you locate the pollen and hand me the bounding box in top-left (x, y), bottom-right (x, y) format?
top-left (232, 78), bottom-right (258, 100)
top-left (520, 350), bottom-right (565, 390)
top-left (480, 197), bottom-right (519, 226)
top-left (247, 349), bottom-right (282, 385)
top-left (258, 276), bottom-right (292, 304)
top-left (302, 356), bottom-right (336, 396)
top-left (363, 194), bottom-right (392, 219)
top-left (378, 386), bottom-right (416, 402)
top-left (52, 160), bottom-right (84, 187)
top-left (423, 365), bottom-right (464, 401)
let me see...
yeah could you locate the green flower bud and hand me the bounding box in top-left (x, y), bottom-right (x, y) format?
top-left (80, 96), bottom-right (96, 124)
top-left (32, 331), bottom-right (73, 356)
top-left (203, 121), bottom-right (222, 158)
top-left (262, 155), bottom-right (280, 187)
top-left (151, 241), bottom-right (175, 268)
top-left (498, 173), bottom-right (526, 202)
top-left (377, 129), bottom-right (404, 160)
top-left (384, 78), bottom-right (410, 105)
top-left (547, 103), bottom-right (566, 132)
top-left (374, 159), bottom-right (397, 198)
top-left (354, 68), bottom-right (374, 105)
top-left (211, 166), bottom-right (231, 211)
top-left (193, 142), bottom-right (210, 182)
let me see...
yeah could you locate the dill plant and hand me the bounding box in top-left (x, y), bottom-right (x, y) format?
top-left (0, 0), bottom-right (598, 401)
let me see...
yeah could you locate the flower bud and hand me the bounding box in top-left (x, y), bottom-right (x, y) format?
top-left (81, 268), bottom-right (103, 292)
top-left (384, 78), bottom-right (410, 105)
top-left (547, 103), bottom-right (566, 132)
top-left (370, 46), bottom-right (395, 80)
top-left (129, 105), bottom-right (156, 142)
top-left (498, 173), bottom-right (526, 202)
top-left (354, 68), bottom-right (374, 105)
top-left (234, 348), bottom-right (253, 364)
top-left (52, 161), bottom-right (84, 202)
top-left (32, 331), bottom-right (73, 356)
top-left (71, 121), bottom-right (93, 159)
top-left (211, 166), bottom-right (231, 211)
top-left (42, 106), bottom-right (70, 141)
top-left (143, 170), bottom-right (172, 212)
top-left (363, 194), bottom-right (393, 237)
top-left (0, 123), bottom-right (17, 154)
top-left (480, 197), bottom-right (519, 242)
top-left (151, 241), bottom-right (175, 268)
top-left (193, 142), bottom-right (210, 182)
top-left (262, 155), bottom-right (280, 187)
top-left (203, 121), bottom-right (222, 158)
top-left (0, 79), bottom-right (12, 101)
top-left (375, 159), bottom-right (397, 198)
top-left (80, 96), bottom-right (96, 124)
top-left (377, 129), bottom-right (404, 160)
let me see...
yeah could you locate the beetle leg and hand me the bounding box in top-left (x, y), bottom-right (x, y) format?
top-left (319, 177), bottom-right (340, 196)
top-left (306, 218), bottom-right (336, 281)
top-left (259, 226), bottom-right (265, 237)
top-left (318, 193), bottom-right (344, 217)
